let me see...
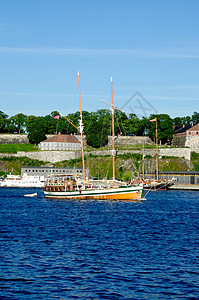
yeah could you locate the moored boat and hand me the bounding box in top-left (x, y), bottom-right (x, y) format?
top-left (44, 175), bottom-right (144, 200)
top-left (143, 178), bottom-right (175, 190)
top-left (0, 174), bottom-right (44, 188)
top-left (24, 192), bottom-right (37, 197)
top-left (44, 73), bottom-right (144, 201)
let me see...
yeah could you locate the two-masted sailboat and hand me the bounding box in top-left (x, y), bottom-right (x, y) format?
top-left (44, 73), bottom-right (144, 200)
top-left (142, 118), bottom-right (175, 190)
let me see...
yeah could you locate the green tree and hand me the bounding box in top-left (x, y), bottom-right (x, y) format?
top-left (25, 115), bottom-right (37, 133)
top-left (86, 116), bottom-right (109, 148)
top-left (181, 116), bottom-right (191, 126)
top-left (11, 113), bottom-right (27, 134)
top-left (5, 118), bottom-right (17, 133)
top-left (137, 116), bottom-right (149, 136)
top-left (149, 114), bottom-right (173, 144)
top-left (173, 117), bottom-right (183, 126)
top-left (192, 112), bottom-right (199, 125)
top-left (0, 111), bottom-right (8, 133)
top-left (27, 117), bottom-right (47, 145)
top-left (127, 113), bottom-right (142, 135)
top-left (64, 111), bottom-right (80, 134)
top-left (114, 111), bottom-right (128, 135)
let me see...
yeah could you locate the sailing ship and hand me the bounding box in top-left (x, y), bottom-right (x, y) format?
top-left (142, 119), bottom-right (175, 190)
top-left (44, 73), bottom-right (144, 200)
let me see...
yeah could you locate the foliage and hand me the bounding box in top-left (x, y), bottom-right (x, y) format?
top-left (122, 171), bottom-right (132, 182)
top-left (173, 117), bottom-right (183, 126)
top-left (0, 156), bottom-right (47, 175)
top-left (10, 113), bottom-right (27, 134)
top-left (27, 117), bottom-right (47, 145)
top-left (191, 152), bottom-right (199, 171)
top-left (85, 111), bottom-right (110, 148)
top-left (117, 153), bottom-right (142, 160)
top-left (181, 116), bottom-right (192, 126)
top-left (192, 112), bottom-right (199, 125)
top-left (191, 151), bottom-right (199, 160)
top-left (0, 111), bottom-right (9, 133)
top-left (148, 114), bottom-right (173, 143)
top-left (0, 109), bottom-right (199, 146)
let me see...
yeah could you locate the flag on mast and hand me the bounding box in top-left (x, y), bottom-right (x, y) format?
top-left (149, 118), bottom-right (157, 122)
top-left (54, 115), bottom-right (60, 119)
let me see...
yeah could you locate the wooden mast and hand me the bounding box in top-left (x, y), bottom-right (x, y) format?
top-left (111, 77), bottom-right (115, 185)
top-left (77, 71), bottom-right (86, 182)
top-left (155, 119), bottom-right (158, 180)
top-left (142, 134), bottom-right (145, 181)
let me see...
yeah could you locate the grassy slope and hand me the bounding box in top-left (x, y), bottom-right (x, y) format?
top-left (0, 144), bottom-right (198, 178)
top-left (0, 144), bottom-right (38, 153)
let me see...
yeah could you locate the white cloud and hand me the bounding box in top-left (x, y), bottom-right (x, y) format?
top-left (0, 46), bottom-right (199, 58)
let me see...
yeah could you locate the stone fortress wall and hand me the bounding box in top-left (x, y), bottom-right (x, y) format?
top-left (0, 147), bottom-right (191, 163)
top-left (0, 134), bottom-right (194, 162)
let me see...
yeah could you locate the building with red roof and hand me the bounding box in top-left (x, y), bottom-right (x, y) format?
top-left (38, 133), bottom-right (81, 151)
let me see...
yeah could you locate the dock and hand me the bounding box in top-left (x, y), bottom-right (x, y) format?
top-left (169, 184), bottom-right (199, 190)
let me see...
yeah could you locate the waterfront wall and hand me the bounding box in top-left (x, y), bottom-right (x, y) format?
top-left (0, 147), bottom-right (191, 162)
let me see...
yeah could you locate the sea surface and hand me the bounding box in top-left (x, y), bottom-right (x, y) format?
top-left (0, 188), bottom-right (198, 300)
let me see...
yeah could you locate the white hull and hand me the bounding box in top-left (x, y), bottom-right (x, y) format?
top-left (0, 175), bottom-right (44, 188)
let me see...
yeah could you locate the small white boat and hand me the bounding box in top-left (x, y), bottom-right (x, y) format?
top-left (24, 193), bottom-right (37, 197)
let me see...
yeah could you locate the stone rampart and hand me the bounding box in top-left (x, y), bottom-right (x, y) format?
top-left (89, 148), bottom-right (191, 161)
top-left (185, 136), bottom-right (199, 153)
top-left (0, 147), bottom-right (191, 162)
top-left (108, 136), bottom-right (153, 145)
top-left (0, 134), bottom-right (55, 144)
top-left (0, 134), bottom-right (29, 144)
top-left (16, 151), bottom-right (82, 162)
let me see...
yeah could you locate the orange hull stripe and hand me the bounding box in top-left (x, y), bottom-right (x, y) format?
top-left (46, 191), bottom-right (142, 200)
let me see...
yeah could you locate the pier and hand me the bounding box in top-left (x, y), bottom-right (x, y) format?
top-left (169, 183), bottom-right (199, 190)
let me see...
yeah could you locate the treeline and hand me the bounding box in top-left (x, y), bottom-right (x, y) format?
top-left (0, 110), bottom-right (199, 148)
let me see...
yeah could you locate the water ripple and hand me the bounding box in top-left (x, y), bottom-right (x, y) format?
top-left (0, 188), bottom-right (199, 299)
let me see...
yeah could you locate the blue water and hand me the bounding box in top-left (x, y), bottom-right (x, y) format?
top-left (0, 188), bottom-right (198, 299)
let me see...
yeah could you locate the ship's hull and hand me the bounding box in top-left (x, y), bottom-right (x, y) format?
top-left (44, 185), bottom-right (144, 200)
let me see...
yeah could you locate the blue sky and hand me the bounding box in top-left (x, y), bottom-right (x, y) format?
top-left (0, 0), bottom-right (199, 119)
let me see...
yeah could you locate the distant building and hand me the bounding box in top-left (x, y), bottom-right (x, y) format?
top-left (21, 167), bottom-right (89, 179)
top-left (38, 133), bottom-right (81, 151)
top-left (185, 124), bottom-right (199, 152)
top-left (172, 123), bottom-right (199, 152)
top-left (186, 123), bottom-right (199, 136)
top-left (172, 124), bottom-right (192, 147)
